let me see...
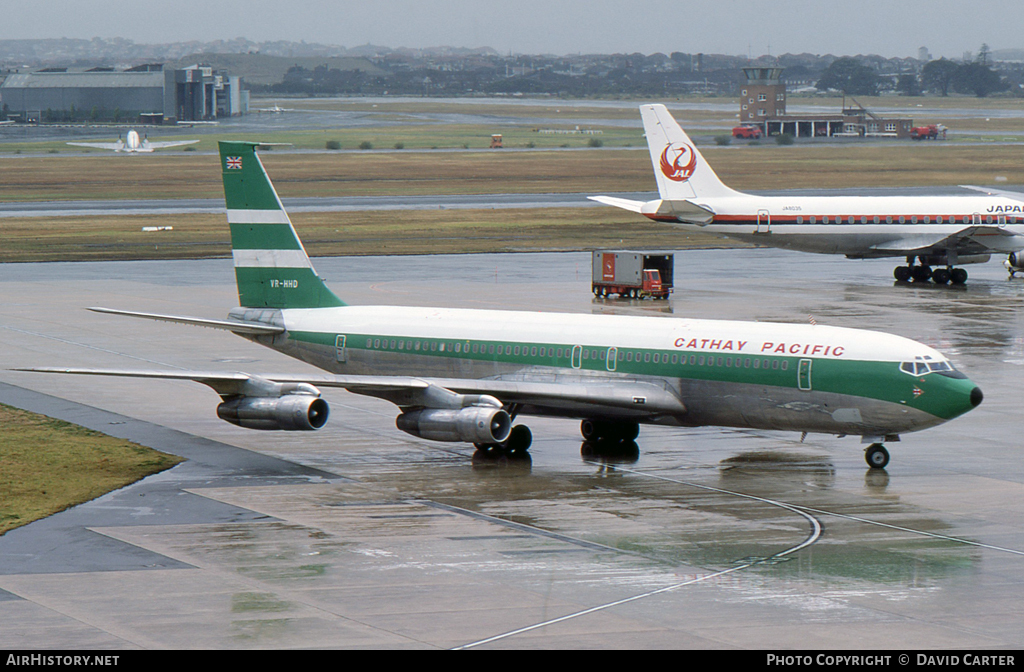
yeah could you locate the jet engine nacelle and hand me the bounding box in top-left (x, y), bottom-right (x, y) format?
top-left (1007, 252), bottom-right (1024, 270)
top-left (396, 406), bottom-right (512, 444)
top-left (217, 395), bottom-right (329, 431)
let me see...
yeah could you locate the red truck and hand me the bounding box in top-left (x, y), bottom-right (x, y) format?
top-left (732, 125), bottom-right (763, 139)
top-left (910, 124), bottom-right (943, 140)
top-left (592, 252), bottom-right (674, 299)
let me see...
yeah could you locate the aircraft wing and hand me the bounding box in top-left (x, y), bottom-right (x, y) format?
top-left (66, 141), bottom-right (124, 150)
top-left (871, 225), bottom-right (1024, 256)
top-left (144, 140), bottom-right (200, 149)
top-left (15, 368), bottom-right (686, 418)
top-left (959, 185), bottom-right (1024, 201)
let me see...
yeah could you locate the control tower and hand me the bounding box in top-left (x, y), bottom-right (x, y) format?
top-left (739, 67), bottom-right (786, 123)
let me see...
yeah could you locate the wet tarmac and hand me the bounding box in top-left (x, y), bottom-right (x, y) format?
top-left (1, 248), bottom-right (1024, 649)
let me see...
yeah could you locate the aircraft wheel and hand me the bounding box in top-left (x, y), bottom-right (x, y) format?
top-left (505, 425), bottom-right (532, 453)
top-left (893, 266), bottom-right (912, 282)
top-left (951, 268), bottom-right (968, 285)
top-left (865, 443), bottom-right (890, 470)
top-left (911, 265), bottom-right (932, 282)
top-left (581, 419), bottom-right (638, 442)
top-left (932, 267), bottom-right (951, 285)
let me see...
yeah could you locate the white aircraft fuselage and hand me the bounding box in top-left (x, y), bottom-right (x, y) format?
top-left (650, 194), bottom-right (1024, 258)
top-left (594, 105), bottom-right (1024, 283)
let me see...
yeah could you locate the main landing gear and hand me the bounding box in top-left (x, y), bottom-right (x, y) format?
top-left (580, 419), bottom-right (641, 461)
top-left (580, 418), bottom-right (640, 443)
top-left (474, 424), bottom-right (532, 456)
top-left (893, 257), bottom-right (967, 285)
top-left (865, 443), bottom-right (890, 469)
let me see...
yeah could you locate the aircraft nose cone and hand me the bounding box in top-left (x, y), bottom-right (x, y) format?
top-left (970, 386), bottom-right (984, 408)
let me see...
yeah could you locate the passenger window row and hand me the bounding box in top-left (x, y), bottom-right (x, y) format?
top-left (794, 214), bottom-right (1019, 225)
top-left (362, 337), bottom-right (790, 371)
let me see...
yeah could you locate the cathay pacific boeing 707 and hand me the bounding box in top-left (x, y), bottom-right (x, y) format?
top-left (19, 141), bottom-right (983, 469)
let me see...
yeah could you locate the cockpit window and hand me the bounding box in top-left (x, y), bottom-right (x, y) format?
top-left (900, 360), bottom-right (954, 375)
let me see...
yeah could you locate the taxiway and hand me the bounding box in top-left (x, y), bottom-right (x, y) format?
top-left (1, 248), bottom-right (1023, 649)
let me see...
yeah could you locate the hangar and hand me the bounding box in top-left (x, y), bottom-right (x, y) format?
top-left (0, 63), bottom-right (247, 123)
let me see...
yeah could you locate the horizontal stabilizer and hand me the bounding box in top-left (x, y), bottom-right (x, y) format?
top-left (87, 307), bottom-right (284, 335)
top-left (590, 195), bottom-right (715, 223)
top-left (642, 199), bottom-right (715, 223)
top-left (588, 195), bottom-right (645, 213)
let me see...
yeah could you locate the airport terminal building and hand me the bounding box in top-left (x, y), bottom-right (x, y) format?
top-left (0, 64), bottom-right (247, 123)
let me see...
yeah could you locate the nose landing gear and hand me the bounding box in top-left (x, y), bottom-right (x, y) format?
top-left (865, 443), bottom-right (890, 469)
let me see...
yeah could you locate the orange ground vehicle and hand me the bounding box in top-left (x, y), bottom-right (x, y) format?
top-left (910, 124), bottom-right (942, 140)
top-left (731, 125), bottom-right (763, 139)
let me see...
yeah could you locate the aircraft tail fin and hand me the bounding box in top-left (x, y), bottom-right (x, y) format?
top-left (640, 104), bottom-right (741, 200)
top-left (219, 141), bottom-right (345, 309)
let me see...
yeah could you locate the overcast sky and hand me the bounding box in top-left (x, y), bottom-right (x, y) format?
top-left (2, 0), bottom-right (1019, 60)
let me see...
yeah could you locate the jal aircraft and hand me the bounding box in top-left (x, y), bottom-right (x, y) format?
top-left (592, 104), bottom-right (1024, 284)
top-left (67, 129), bottom-right (199, 153)
top-left (19, 141), bottom-right (984, 469)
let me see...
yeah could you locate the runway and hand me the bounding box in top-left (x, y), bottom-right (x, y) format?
top-left (2, 248), bottom-right (1024, 649)
top-left (3, 186), bottom-right (1013, 219)
top-left (0, 192), bottom-right (641, 218)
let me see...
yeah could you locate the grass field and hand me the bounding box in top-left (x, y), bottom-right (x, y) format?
top-left (0, 207), bottom-right (744, 263)
top-left (3, 143), bottom-right (1022, 204)
top-left (0, 403), bottom-right (183, 536)
top-left (2, 141), bottom-right (1022, 262)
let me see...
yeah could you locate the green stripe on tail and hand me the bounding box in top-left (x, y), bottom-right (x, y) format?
top-left (219, 141), bottom-right (344, 309)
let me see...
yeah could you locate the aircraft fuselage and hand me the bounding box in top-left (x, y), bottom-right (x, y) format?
top-left (233, 303), bottom-right (981, 440)
top-left (648, 195), bottom-right (1024, 258)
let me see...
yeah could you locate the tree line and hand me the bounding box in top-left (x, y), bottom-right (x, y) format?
top-left (818, 52), bottom-right (1012, 98)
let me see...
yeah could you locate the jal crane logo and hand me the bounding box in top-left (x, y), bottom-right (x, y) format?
top-left (659, 142), bottom-right (697, 183)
